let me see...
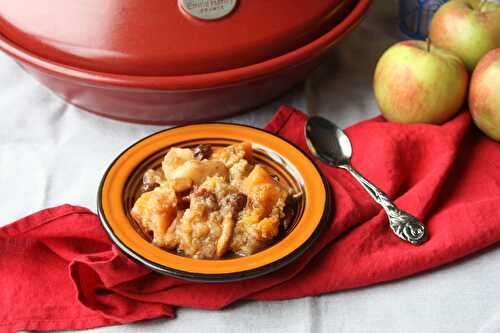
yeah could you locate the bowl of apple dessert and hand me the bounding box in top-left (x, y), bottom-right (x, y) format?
top-left (98, 123), bottom-right (331, 282)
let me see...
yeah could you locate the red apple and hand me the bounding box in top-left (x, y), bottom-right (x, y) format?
top-left (429, 0), bottom-right (500, 72)
top-left (374, 40), bottom-right (469, 124)
top-left (469, 48), bottom-right (500, 141)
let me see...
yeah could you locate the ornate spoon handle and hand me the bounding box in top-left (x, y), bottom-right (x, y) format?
top-left (340, 164), bottom-right (427, 245)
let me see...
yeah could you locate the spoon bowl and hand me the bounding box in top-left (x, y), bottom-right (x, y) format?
top-left (305, 117), bottom-right (352, 166)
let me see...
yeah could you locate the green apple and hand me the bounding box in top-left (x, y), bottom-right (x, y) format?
top-left (429, 0), bottom-right (500, 72)
top-left (469, 48), bottom-right (500, 141)
top-left (374, 40), bottom-right (468, 124)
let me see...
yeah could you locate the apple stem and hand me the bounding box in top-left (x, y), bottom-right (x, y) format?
top-left (479, 0), bottom-right (491, 12)
top-left (426, 38), bottom-right (431, 52)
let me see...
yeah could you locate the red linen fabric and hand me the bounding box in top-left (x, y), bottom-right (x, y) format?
top-left (1, 106), bottom-right (499, 332)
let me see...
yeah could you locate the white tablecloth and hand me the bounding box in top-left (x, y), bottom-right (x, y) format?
top-left (1, 1), bottom-right (500, 332)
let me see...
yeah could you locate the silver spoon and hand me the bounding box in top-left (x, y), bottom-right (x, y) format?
top-left (305, 116), bottom-right (427, 245)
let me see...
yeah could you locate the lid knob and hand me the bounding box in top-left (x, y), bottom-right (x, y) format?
top-left (179, 0), bottom-right (238, 20)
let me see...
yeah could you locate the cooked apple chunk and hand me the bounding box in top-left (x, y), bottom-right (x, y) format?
top-left (131, 185), bottom-right (178, 247)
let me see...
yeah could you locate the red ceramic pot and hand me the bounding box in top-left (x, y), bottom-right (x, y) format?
top-left (0, 0), bottom-right (371, 124)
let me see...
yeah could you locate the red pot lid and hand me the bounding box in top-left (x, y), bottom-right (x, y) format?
top-left (0, 0), bottom-right (354, 76)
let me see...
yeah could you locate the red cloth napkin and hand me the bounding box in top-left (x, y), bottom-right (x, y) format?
top-left (1, 106), bottom-right (500, 332)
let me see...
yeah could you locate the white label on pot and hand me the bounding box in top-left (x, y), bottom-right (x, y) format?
top-left (180, 0), bottom-right (237, 20)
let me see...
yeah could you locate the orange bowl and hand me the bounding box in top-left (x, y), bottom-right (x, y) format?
top-left (98, 123), bottom-right (331, 281)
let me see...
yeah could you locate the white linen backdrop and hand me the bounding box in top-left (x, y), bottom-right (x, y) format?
top-left (1, 1), bottom-right (499, 332)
